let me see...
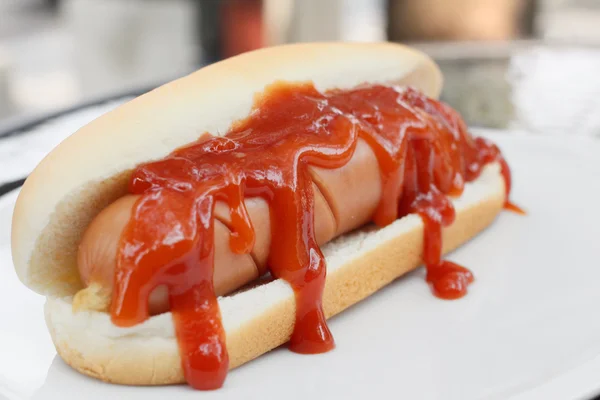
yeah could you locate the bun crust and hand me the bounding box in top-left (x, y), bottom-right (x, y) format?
top-left (45, 163), bottom-right (505, 385)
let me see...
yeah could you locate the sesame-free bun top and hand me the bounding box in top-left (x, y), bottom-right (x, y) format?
top-left (11, 42), bottom-right (442, 297)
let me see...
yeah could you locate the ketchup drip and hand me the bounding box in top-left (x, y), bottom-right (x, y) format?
top-left (110, 82), bottom-right (519, 389)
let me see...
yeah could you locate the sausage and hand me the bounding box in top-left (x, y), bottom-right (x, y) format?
top-left (76, 139), bottom-right (382, 314)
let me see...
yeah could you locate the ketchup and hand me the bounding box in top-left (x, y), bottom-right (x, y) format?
top-left (110, 82), bottom-right (519, 389)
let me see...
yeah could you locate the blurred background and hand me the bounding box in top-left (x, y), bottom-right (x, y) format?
top-left (1, 0), bottom-right (600, 131)
top-left (1, 4), bottom-right (600, 397)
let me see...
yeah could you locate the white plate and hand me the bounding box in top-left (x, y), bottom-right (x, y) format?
top-left (1, 131), bottom-right (600, 400)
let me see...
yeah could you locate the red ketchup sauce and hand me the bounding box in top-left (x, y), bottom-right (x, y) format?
top-left (109, 82), bottom-right (519, 389)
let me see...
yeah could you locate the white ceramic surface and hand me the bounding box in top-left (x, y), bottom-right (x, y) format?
top-left (1, 131), bottom-right (600, 400)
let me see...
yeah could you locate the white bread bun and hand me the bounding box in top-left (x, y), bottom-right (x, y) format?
top-left (11, 42), bottom-right (505, 385)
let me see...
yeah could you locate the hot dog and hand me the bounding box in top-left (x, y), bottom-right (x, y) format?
top-left (75, 138), bottom-right (381, 314)
top-left (11, 43), bottom-right (517, 389)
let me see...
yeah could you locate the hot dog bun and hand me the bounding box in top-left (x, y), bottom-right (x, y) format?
top-left (11, 42), bottom-right (505, 385)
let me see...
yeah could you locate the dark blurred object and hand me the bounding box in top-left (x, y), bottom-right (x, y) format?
top-left (199, 0), bottom-right (265, 61)
top-left (221, 0), bottom-right (264, 58)
top-left (0, 0), bottom-right (58, 38)
top-left (388, 0), bottom-right (537, 41)
top-left (198, 0), bottom-right (221, 64)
